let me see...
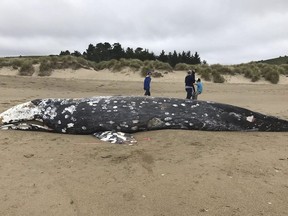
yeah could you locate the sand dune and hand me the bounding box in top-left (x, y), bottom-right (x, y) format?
top-left (1, 66), bottom-right (288, 84)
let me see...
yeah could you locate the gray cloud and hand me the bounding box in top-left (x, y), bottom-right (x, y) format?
top-left (0, 0), bottom-right (287, 64)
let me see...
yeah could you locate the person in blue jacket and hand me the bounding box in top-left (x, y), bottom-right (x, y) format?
top-left (144, 71), bottom-right (152, 96)
top-left (194, 78), bottom-right (203, 100)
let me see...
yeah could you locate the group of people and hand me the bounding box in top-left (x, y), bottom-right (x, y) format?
top-left (143, 69), bottom-right (203, 99)
top-left (185, 69), bottom-right (202, 99)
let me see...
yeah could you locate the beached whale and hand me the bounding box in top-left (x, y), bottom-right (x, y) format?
top-left (0, 96), bottom-right (288, 144)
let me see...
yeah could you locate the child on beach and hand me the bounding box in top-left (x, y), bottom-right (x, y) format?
top-left (194, 78), bottom-right (203, 100)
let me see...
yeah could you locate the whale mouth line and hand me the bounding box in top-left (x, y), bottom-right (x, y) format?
top-left (0, 120), bottom-right (52, 131)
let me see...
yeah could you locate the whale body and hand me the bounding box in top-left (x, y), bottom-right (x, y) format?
top-left (1, 96), bottom-right (287, 143)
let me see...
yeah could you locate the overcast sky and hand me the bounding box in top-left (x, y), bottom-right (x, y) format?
top-left (1, 0), bottom-right (288, 64)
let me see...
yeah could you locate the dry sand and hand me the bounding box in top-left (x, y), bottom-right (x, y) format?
top-left (0, 68), bottom-right (288, 216)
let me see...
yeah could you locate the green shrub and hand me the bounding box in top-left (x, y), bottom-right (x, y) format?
top-left (39, 60), bottom-right (52, 76)
top-left (276, 65), bottom-right (288, 75)
top-left (70, 61), bottom-right (82, 70)
top-left (259, 65), bottom-right (273, 78)
top-left (152, 71), bottom-right (163, 78)
top-left (31, 59), bottom-right (39, 64)
top-left (94, 61), bottom-right (109, 70)
top-left (112, 61), bottom-right (124, 71)
top-left (76, 57), bottom-right (91, 68)
top-left (119, 58), bottom-right (130, 67)
top-left (153, 61), bottom-right (173, 71)
top-left (243, 68), bottom-right (253, 79)
top-left (174, 63), bottom-right (189, 70)
top-left (276, 66), bottom-right (285, 75)
top-left (88, 61), bottom-right (98, 70)
top-left (197, 67), bottom-right (212, 81)
top-left (19, 61), bottom-right (35, 76)
top-left (129, 59), bottom-right (143, 70)
top-left (231, 66), bottom-right (245, 74)
top-left (11, 59), bottom-right (23, 69)
top-left (264, 70), bottom-right (279, 84)
top-left (107, 59), bottom-right (118, 69)
top-left (212, 71), bottom-right (225, 83)
top-left (210, 64), bottom-right (234, 75)
top-left (251, 72), bottom-right (261, 82)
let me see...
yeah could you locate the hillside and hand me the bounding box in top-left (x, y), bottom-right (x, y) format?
top-left (257, 55), bottom-right (288, 65)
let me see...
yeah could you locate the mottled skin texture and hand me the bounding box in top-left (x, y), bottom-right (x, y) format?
top-left (1, 96), bottom-right (288, 134)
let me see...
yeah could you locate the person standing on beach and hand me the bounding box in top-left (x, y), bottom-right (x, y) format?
top-left (144, 71), bottom-right (152, 96)
top-left (185, 70), bottom-right (194, 99)
top-left (191, 70), bottom-right (196, 93)
top-left (194, 78), bottom-right (203, 100)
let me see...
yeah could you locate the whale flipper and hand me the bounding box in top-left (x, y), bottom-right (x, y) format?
top-left (93, 131), bottom-right (137, 144)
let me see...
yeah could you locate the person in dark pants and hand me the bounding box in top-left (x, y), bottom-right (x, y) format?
top-left (191, 70), bottom-right (196, 93)
top-left (185, 70), bottom-right (194, 99)
top-left (144, 72), bottom-right (152, 96)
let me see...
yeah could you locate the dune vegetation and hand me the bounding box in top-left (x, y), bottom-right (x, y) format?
top-left (0, 55), bottom-right (288, 84)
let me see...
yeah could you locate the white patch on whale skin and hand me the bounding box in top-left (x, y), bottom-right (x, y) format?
top-left (67, 123), bottom-right (74, 128)
top-left (128, 105), bottom-right (135, 110)
top-left (140, 101), bottom-right (149, 105)
top-left (173, 104), bottom-right (178, 107)
top-left (87, 100), bottom-right (100, 106)
top-left (181, 103), bottom-right (186, 107)
top-left (58, 120), bottom-right (61, 124)
top-left (82, 126), bottom-right (87, 130)
top-left (0, 101), bottom-right (41, 124)
top-left (120, 122), bottom-right (129, 127)
top-left (164, 117), bottom-right (172, 121)
top-left (191, 104), bottom-right (200, 108)
top-left (62, 105), bottom-right (76, 115)
top-left (132, 120), bottom-right (139, 124)
top-left (35, 118), bottom-right (43, 122)
top-left (44, 106), bottom-right (58, 120)
top-left (246, 115), bottom-right (255, 122)
top-left (131, 126), bottom-right (138, 131)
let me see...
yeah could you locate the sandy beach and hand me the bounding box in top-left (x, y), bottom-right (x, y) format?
top-left (0, 68), bottom-right (288, 216)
